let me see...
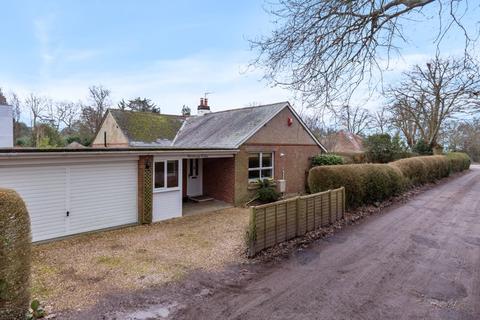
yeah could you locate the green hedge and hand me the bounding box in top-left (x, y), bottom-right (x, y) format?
top-left (308, 153), bottom-right (470, 209)
top-left (308, 164), bottom-right (405, 208)
top-left (311, 154), bottom-right (344, 166)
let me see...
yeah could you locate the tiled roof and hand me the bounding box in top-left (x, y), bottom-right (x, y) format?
top-left (172, 102), bottom-right (288, 148)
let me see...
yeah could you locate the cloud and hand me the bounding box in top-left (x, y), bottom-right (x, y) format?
top-left (33, 15), bottom-right (55, 76)
top-left (3, 50), bottom-right (293, 115)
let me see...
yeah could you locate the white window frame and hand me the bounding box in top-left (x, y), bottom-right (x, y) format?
top-left (153, 159), bottom-right (181, 192)
top-left (248, 152), bottom-right (274, 181)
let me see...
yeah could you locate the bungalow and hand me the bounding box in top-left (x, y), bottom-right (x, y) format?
top-left (0, 99), bottom-right (326, 242)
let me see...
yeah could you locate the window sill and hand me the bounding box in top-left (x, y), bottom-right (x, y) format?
top-left (248, 179), bottom-right (276, 190)
top-left (153, 187), bottom-right (181, 194)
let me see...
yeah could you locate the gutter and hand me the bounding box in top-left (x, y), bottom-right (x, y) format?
top-left (0, 148), bottom-right (239, 160)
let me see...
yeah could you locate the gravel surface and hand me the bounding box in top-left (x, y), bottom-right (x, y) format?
top-left (31, 207), bottom-right (249, 314)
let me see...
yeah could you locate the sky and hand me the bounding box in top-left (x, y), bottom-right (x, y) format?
top-left (1, 0), bottom-right (478, 118)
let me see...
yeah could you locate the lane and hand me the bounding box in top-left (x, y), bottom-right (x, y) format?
top-left (179, 166), bottom-right (480, 320)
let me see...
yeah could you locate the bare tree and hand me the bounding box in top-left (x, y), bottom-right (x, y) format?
top-left (389, 99), bottom-right (419, 148)
top-left (80, 85), bottom-right (111, 136)
top-left (7, 92), bottom-right (23, 140)
top-left (25, 93), bottom-right (47, 147)
top-left (44, 101), bottom-right (80, 131)
top-left (336, 105), bottom-right (372, 135)
top-left (443, 118), bottom-right (480, 161)
top-left (387, 55), bottom-right (480, 148)
top-left (251, 0), bottom-right (476, 106)
top-left (372, 106), bottom-right (391, 134)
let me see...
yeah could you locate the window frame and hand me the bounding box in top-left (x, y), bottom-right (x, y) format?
top-left (153, 159), bottom-right (181, 192)
top-left (248, 152), bottom-right (274, 182)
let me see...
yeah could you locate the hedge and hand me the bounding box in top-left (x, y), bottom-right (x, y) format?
top-left (308, 164), bottom-right (405, 208)
top-left (0, 189), bottom-right (31, 320)
top-left (311, 154), bottom-right (344, 166)
top-left (308, 153), bottom-right (470, 209)
top-left (447, 152), bottom-right (471, 173)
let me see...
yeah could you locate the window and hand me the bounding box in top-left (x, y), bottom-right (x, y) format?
top-left (248, 152), bottom-right (274, 180)
top-left (154, 160), bottom-right (179, 190)
top-left (166, 160), bottom-right (178, 188)
top-left (154, 161), bottom-right (165, 188)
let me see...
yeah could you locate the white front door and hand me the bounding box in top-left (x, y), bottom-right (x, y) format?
top-left (186, 158), bottom-right (203, 197)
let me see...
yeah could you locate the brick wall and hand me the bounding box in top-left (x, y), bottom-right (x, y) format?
top-left (234, 145), bottom-right (322, 205)
top-left (203, 157), bottom-right (235, 203)
top-left (232, 106), bottom-right (324, 205)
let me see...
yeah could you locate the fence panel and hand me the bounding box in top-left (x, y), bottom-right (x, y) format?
top-left (248, 187), bottom-right (345, 257)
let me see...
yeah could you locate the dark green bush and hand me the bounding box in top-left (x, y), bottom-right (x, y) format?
top-left (364, 133), bottom-right (407, 163)
top-left (413, 140), bottom-right (433, 155)
top-left (447, 152), bottom-right (471, 172)
top-left (308, 164), bottom-right (404, 208)
top-left (256, 179), bottom-right (280, 203)
top-left (0, 189), bottom-right (31, 320)
top-left (311, 154), bottom-right (344, 166)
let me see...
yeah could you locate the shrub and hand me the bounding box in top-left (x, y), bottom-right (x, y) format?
top-left (308, 164), bottom-right (404, 208)
top-left (447, 152), bottom-right (471, 172)
top-left (311, 154), bottom-right (344, 166)
top-left (364, 133), bottom-right (407, 163)
top-left (413, 140), bottom-right (433, 155)
top-left (256, 179), bottom-right (280, 203)
top-left (0, 189), bottom-right (31, 320)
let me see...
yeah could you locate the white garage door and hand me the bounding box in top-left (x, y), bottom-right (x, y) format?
top-left (0, 160), bottom-right (138, 242)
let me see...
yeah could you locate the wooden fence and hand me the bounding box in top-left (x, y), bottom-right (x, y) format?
top-left (247, 187), bottom-right (345, 257)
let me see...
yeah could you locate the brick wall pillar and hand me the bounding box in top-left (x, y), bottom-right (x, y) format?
top-left (138, 155), bottom-right (153, 224)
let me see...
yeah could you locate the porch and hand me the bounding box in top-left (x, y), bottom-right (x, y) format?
top-left (150, 154), bottom-right (236, 222)
top-left (181, 157), bottom-right (236, 214)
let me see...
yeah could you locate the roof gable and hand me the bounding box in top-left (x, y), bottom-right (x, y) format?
top-left (173, 102), bottom-right (326, 151)
top-left (109, 109), bottom-right (184, 147)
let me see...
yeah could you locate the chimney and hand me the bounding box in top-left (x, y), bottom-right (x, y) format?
top-left (197, 97), bottom-right (211, 115)
top-left (0, 91), bottom-right (13, 148)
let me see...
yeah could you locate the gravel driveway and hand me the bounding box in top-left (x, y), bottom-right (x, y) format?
top-left (31, 207), bottom-right (249, 313)
top-left (171, 165), bottom-right (480, 319)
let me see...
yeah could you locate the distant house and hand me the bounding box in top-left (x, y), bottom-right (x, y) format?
top-left (322, 130), bottom-right (364, 154)
top-left (0, 99), bottom-right (326, 242)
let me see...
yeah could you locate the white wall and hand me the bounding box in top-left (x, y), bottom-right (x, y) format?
top-left (0, 105), bottom-right (13, 148)
top-left (152, 157), bottom-right (183, 222)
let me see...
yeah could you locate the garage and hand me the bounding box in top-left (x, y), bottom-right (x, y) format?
top-left (0, 157), bottom-right (138, 242)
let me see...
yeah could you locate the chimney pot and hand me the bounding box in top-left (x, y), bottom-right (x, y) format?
top-left (197, 96), bottom-right (211, 115)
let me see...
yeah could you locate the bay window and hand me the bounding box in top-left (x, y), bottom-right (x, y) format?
top-left (248, 152), bottom-right (274, 180)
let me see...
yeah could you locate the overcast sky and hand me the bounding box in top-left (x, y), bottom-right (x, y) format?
top-left (1, 0), bottom-right (478, 116)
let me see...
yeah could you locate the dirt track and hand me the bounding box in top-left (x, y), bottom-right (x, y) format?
top-left (72, 166), bottom-right (480, 320)
top-left (175, 166), bottom-right (480, 320)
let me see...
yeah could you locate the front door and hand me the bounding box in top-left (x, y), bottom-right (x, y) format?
top-left (187, 158), bottom-right (203, 197)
